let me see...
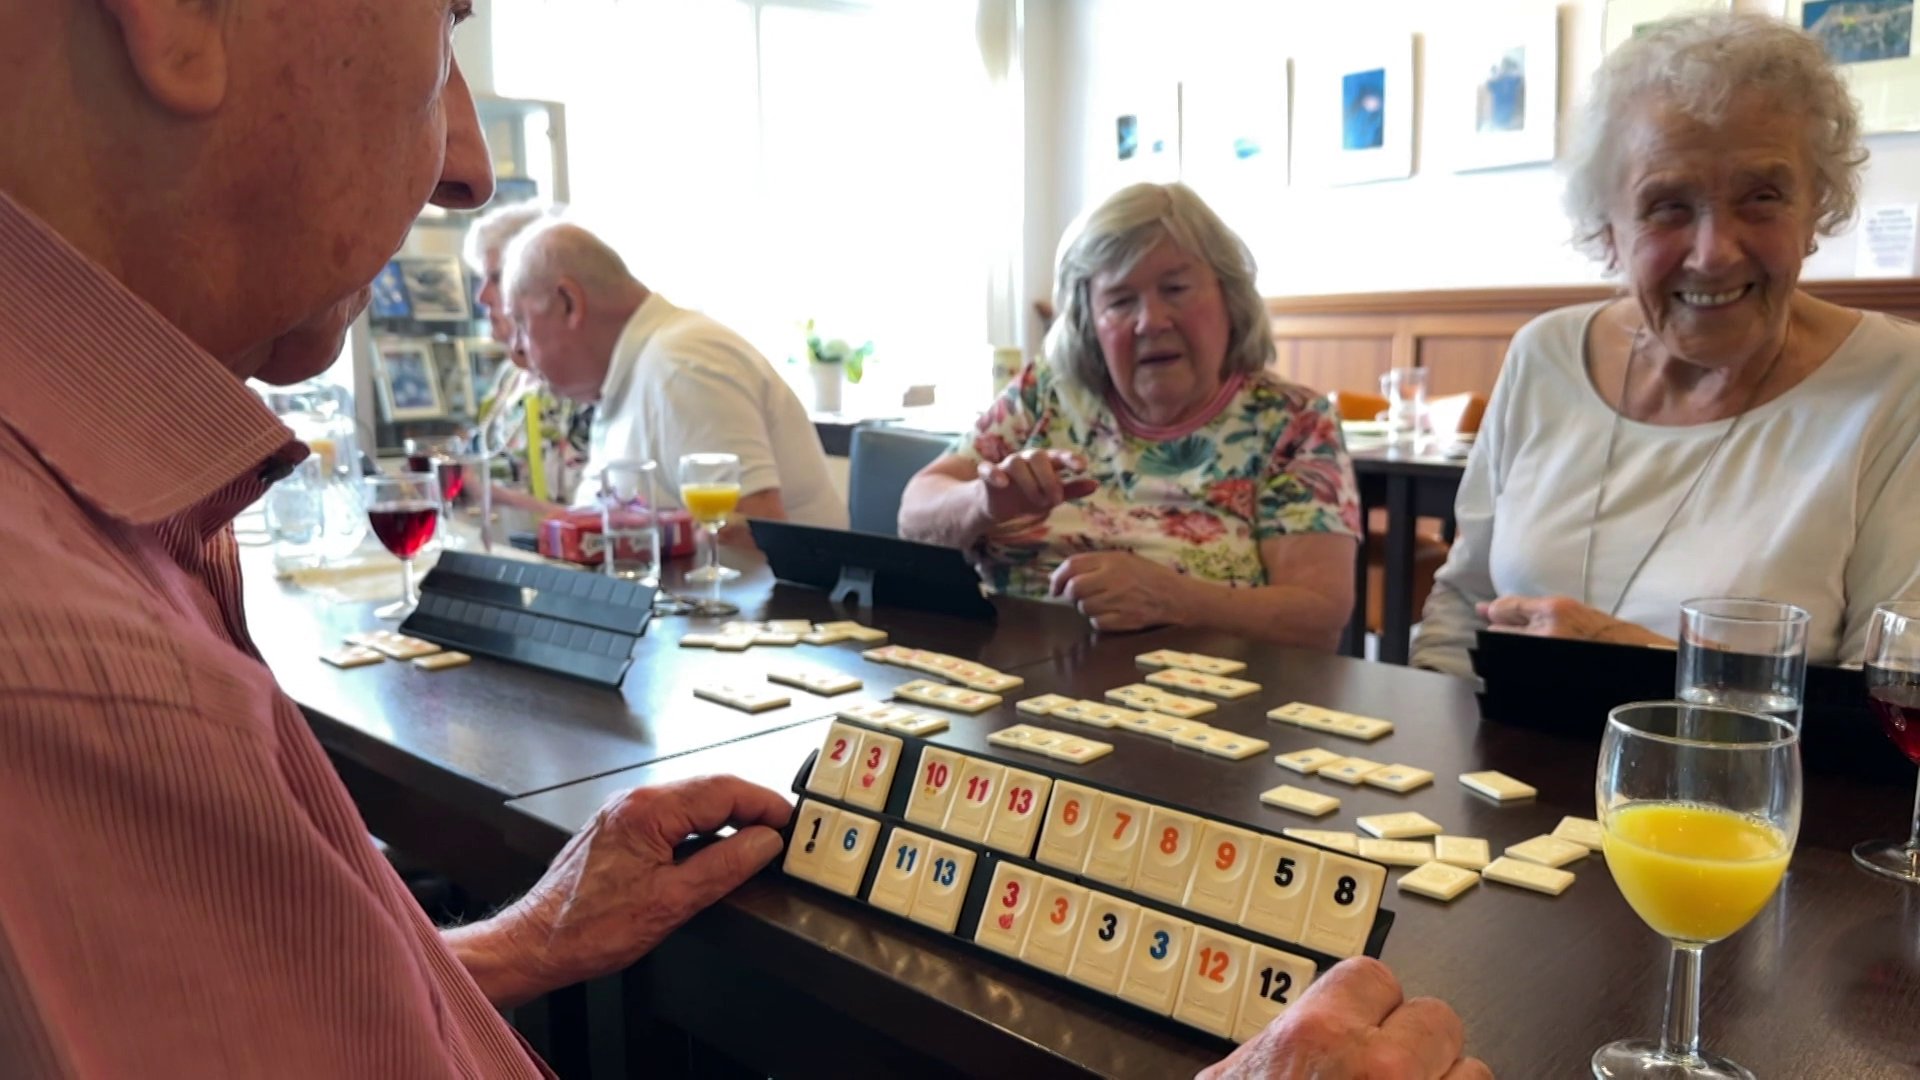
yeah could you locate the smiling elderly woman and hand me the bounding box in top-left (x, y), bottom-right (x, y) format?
top-left (1411, 13), bottom-right (1920, 677)
top-left (898, 183), bottom-right (1360, 648)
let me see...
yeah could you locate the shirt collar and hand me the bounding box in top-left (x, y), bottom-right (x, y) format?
top-left (0, 191), bottom-right (306, 527)
top-left (598, 292), bottom-right (677, 407)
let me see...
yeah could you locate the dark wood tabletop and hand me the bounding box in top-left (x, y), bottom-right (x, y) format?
top-left (1348, 444), bottom-right (1472, 480)
top-left (504, 632), bottom-right (1920, 1079)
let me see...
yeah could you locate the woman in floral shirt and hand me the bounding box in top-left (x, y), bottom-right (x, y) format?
top-left (900, 183), bottom-right (1360, 648)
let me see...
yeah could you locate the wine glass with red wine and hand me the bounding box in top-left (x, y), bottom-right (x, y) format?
top-left (1855, 600), bottom-right (1920, 883)
top-left (365, 472), bottom-right (440, 620)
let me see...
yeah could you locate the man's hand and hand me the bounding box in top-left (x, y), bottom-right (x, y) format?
top-left (1198, 958), bottom-right (1490, 1079)
top-left (1478, 595), bottom-right (1670, 648)
top-left (978, 449), bottom-right (1097, 525)
top-left (461, 775), bottom-right (791, 1006)
top-left (1049, 551), bottom-right (1188, 632)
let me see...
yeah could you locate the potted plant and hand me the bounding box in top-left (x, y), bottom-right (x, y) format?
top-left (800, 319), bottom-right (872, 414)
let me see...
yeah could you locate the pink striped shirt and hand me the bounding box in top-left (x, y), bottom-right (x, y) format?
top-left (0, 191), bottom-right (548, 1077)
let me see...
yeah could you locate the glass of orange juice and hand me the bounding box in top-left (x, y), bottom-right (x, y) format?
top-left (678, 452), bottom-right (743, 614)
top-left (1593, 701), bottom-right (1800, 1079)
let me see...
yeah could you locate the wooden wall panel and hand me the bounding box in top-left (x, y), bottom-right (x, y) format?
top-left (1266, 279), bottom-right (1920, 400)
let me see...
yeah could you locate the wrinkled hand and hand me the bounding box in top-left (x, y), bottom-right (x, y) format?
top-left (978, 449), bottom-right (1097, 525)
top-left (1198, 958), bottom-right (1490, 1080)
top-left (1049, 551), bottom-right (1187, 632)
top-left (491, 775), bottom-right (791, 996)
top-left (1478, 595), bottom-right (1664, 646)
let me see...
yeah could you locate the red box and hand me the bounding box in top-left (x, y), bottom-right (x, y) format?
top-left (539, 507), bottom-right (697, 567)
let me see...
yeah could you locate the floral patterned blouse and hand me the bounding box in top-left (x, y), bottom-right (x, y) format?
top-left (954, 360), bottom-right (1361, 599)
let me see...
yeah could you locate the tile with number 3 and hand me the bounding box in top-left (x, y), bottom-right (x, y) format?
top-left (1019, 877), bottom-right (1090, 975)
top-left (1067, 893), bottom-right (1140, 994)
top-left (1118, 909), bottom-right (1195, 1016)
top-left (843, 729), bottom-right (904, 811)
top-left (972, 860), bottom-right (1043, 957)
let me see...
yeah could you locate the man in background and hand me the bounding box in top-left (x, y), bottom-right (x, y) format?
top-left (504, 219), bottom-right (849, 530)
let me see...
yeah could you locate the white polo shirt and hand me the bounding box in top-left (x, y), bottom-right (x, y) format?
top-left (575, 294), bottom-right (847, 529)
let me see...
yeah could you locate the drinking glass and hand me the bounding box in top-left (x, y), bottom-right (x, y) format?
top-left (1853, 601), bottom-right (1920, 883)
top-left (1593, 701), bottom-right (1801, 1080)
top-left (364, 472), bottom-right (440, 620)
top-left (1675, 598), bottom-right (1810, 729)
top-left (678, 453), bottom-right (742, 617)
top-left (599, 460), bottom-right (661, 586)
top-left (431, 455), bottom-right (477, 551)
top-left (1379, 366), bottom-right (1428, 447)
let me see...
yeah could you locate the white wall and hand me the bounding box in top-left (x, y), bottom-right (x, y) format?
top-left (1036, 0), bottom-right (1920, 299)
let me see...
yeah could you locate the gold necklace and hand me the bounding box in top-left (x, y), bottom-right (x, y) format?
top-left (1578, 324), bottom-right (1790, 617)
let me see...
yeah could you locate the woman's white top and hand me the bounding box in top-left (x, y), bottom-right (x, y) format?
top-left (1411, 302), bottom-right (1920, 678)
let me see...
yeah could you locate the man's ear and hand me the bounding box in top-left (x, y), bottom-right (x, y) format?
top-left (557, 279), bottom-right (588, 330)
top-left (97, 0), bottom-right (228, 116)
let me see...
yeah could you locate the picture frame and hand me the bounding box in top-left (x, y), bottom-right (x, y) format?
top-left (1110, 84), bottom-right (1183, 186)
top-left (394, 255), bottom-right (472, 322)
top-left (1179, 67), bottom-right (1291, 221)
top-left (375, 338), bottom-right (446, 421)
top-left (369, 261), bottom-right (412, 320)
top-left (1788, 0), bottom-right (1920, 133)
top-left (433, 337), bottom-right (476, 417)
top-left (1432, 7), bottom-right (1561, 173)
top-left (1601, 0), bottom-right (1731, 55)
top-left (1292, 35), bottom-right (1417, 187)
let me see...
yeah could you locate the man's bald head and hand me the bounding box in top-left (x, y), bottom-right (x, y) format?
top-left (502, 221), bottom-right (650, 403)
top-left (0, 0), bottom-right (493, 384)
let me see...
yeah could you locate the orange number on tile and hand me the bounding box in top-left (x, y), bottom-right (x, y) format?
top-left (1063, 799), bottom-right (1081, 825)
top-left (1160, 827), bottom-right (1181, 855)
top-left (1197, 947), bottom-right (1228, 983)
top-left (1113, 811), bottom-right (1133, 840)
top-left (1050, 896), bottom-right (1070, 924)
top-left (1215, 842), bottom-right (1237, 871)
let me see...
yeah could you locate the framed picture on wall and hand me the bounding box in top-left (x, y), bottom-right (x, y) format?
top-left (1788, 0), bottom-right (1920, 132)
top-left (1110, 84), bottom-right (1182, 186)
top-left (395, 256), bottom-right (472, 322)
top-left (433, 337), bottom-right (476, 417)
top-left (1179, 67), bottom-right (1291, 219)
top-left (1602, 0), bottom-right (1731, 55)
top-left (1293, 35), bottom-right (1416, 187)
top-left (369, 261), bottom-right (412, 320)
top-left (1432, 8), bottom-right (1561, 172)
top-left (375, 339), bottom-right (446, 421)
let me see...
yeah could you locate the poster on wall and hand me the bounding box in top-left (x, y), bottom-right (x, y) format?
top-left (1292, 36), bottom-right (1416, 187)
top-left (1110, 85), bottom-right (1182, 186)
top-left (1179, 68), bottom-right (1290, 221)
top-left (1602, 0), bottom-right (1732, 54)
top-left (1432, 8), bottom-right (1561, 172)
top-left (1788, 0), bottom-right (1920, 132)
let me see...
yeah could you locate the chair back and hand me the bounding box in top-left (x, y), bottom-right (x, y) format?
top-left (847, 425), bottom-right (955, 536)
top-left (1329, 390), bottom-right (1389, 423)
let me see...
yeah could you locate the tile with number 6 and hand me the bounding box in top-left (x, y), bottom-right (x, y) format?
top-left (985, 768), bottom-right (1054, 858)
top-left (866, 827), bottom-right (933, 916)
top-left (1067, 892), bottom-right (1140, 994)
top-left (1301, 853), bottom-right (1386, 958)
top-left (972, 860), bottom-right (1044, 957)
top-left (814, 809), bottom-right (881, 896)
top-left (1034, 781), bottom-right (1099, 873)
top-left (1174, 929), bottom-right (1252, 1038)
top-left (1233, 945), bottom-right (1318, 1042)
top-left (843, 729), bottom-right (904, 811)
top-left (941, 756), bottom-right (1007, 842)
top-left (805, 723), bottom-right (863, 800)
top-left (1118, 909), bottom-right (1195, 1016)
top-left (1020, 877), bottom-right (1091, 975)
top-left (907, 840), bottom-right (977, 934)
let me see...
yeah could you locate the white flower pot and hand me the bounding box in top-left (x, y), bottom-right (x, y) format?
top-left (810, 362), bottom-right (844, 413)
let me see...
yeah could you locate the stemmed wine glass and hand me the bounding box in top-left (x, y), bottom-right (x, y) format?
top-left (1593, 701), bottom-right (1801, 1080)
top-left (364, 472), bottom-right (440, 620)
top-left (678, 453), bottom-right (742, 616)
top-left (1854, 601), bottom-right (1920, 883)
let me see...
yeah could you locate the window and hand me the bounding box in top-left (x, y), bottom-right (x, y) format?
top-left (493, 0), bottom-right (993, 413)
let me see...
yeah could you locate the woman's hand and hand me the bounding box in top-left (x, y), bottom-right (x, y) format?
top-left (1049, 551), bottom-right (1189, 632)
top-left (1478, 595), bottom-right (1673, 647)
top-left (978, 449), bottom-right (1097, 525)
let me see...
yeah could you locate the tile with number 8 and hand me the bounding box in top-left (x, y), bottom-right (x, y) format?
top-left (1132, 805), bottom-right (1205, 905)
top-left (1301, 853), bottom-right (1385, 958)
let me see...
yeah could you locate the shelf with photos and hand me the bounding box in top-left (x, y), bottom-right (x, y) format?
top-left (366, 253), bottom-right (509, 456)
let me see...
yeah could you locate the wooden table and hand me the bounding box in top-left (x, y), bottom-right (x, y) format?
top-left (256, 540), bottom-right (1920, 1078)
top-left (1346, 447), bottom-right (1466, 666)
top-left (502, 630), bottom-right (1920, 1079)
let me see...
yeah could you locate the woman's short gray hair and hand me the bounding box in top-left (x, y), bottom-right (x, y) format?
top-left (462, 202), bottom-right (562, 271)
top-left (1044, 183), bottom-right (1274, 395)
top-left (1563, 12), bottom-right (1866, 263)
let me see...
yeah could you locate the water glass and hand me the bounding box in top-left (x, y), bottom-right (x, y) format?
top-left (1675, 598), bottom-right (1810, 728)
top-left (1379, 367), bottom-right (1428, 447)
top-left (1594, 701), bottom-right (1801, 1079)
top-left (599, 460), bottom-right (661, 586)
